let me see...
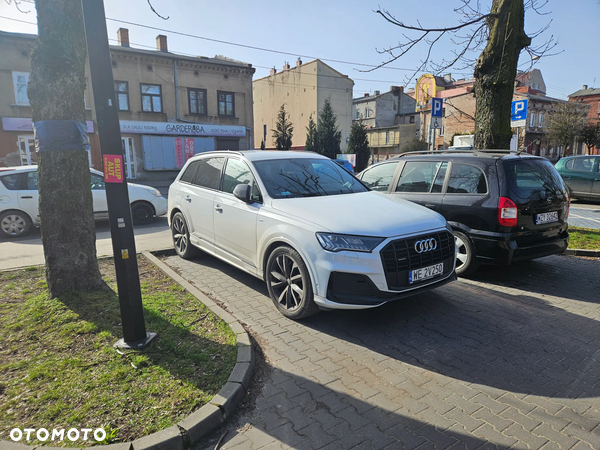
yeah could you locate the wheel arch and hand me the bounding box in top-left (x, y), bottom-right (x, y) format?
top-left (131, 199), bottom-right (156, 215)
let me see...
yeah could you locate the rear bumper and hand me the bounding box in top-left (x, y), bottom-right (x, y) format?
top-left (471, 228), bottom-right (569, 265)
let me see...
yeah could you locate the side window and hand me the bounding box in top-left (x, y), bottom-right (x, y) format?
top-left (572, 157), bottom-right (595, 172)
top-left (565, 159), bottom-right (574, 170)
top-left (431, 162), bottom-right (448, 193)
top-left (180, 161), bottom-right (201, 184)
top-left (223, 158), bottom-right (261, 202)
top-left (0, 173), bottom-right (25, 190)
top-left (360, 162), bottom-right (399, 192)
top-left (25, 171), bottom-right (38, 190)
top-left (193, 157), bottom-right (225, 190)
top-left (447, 164), bottom-right (487, 194)
top-left (90, 173), bottom-right (105, 190)
top-left (396, 161), bottom-right (443, 193)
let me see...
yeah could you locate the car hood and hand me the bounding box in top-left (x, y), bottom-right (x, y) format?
top-left (270, 192), bottom-right (446, 236)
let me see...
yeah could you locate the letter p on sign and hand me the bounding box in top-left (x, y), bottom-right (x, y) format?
top-left (432, 98), bottom-right (443, 118)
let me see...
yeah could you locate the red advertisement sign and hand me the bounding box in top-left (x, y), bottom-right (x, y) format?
top-left (103, 155), bottom-right (124, 183)
top-left (175, 138), bottom-right (184, 168)
top-left (184, 138), bottom-right (195, 161)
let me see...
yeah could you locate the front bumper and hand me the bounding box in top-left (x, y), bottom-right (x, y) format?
top-left (152, 196), bottom-right (168, 217)
top-left (310, 229), bottom-right (456, 309)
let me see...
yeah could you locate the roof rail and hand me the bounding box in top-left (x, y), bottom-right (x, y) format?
top-left (393, 148), bottom-right (522, 158)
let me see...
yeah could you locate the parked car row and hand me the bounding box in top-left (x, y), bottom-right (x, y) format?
top-left (0, 166), bottom-right (167, 238)
top-left (554, 155), bottom-right (600, 200)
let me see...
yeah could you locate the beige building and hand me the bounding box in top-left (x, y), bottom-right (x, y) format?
top-left (0, 29), bottom-right (255, 182)
top-left (253, 59), bottom-right (354, 152)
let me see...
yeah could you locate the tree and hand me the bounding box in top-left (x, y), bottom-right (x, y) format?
top-left (348, 121), bottom-right (370, 172)
top-left (260, 139), bottom-right (265, 150)
top-left (316, 98), bottom-right (341, 159)
top-left (545, 102), bottom-right (587, 156)
top-left (374, 1), bottom-right (556, 150)
top-left (305, 113), bottom-right (317, 152)
top-left (28, 0), bottom-right (106, 297)
top-left (579, 123), bottom-right (600, 154)
top-left (272, 104), bottom-right (293, 150)
top-left (400, 138), bottom-right (430, 153)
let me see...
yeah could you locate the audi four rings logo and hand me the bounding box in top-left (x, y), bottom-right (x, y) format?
top-left (415, 238), bottom-right (437, 253)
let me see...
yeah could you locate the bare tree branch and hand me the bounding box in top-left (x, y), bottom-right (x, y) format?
top-left (147, 0), bottom-right (169, 20)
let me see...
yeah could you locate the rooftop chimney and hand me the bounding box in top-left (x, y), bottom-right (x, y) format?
top-left (283, 62), bottom-right (291, 71)
top-left (443, 73), bottom-right (453, 83)
top-left (117, 28), bottom-right (130, 47)
top-left (270, 67), bottom-right (277, 76)
top-left (583, 85), bottom-right (588, 90)
top-left (296, 58), bottom-right (302, 68)
top-left (374, 90), bottom-right (380, 96)
top-left (364, 93), bottom-right (369, 97)
top-left (156, 35), bottom-right (168, 52)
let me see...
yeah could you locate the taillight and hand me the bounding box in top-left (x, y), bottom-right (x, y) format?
top-left (498, 197), bottom-right (518, 227)
top-left (564, 192), bottom-right (570, 219)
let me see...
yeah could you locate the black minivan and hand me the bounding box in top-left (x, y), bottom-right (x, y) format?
top-left (357, 151), bottom-right (570, 275)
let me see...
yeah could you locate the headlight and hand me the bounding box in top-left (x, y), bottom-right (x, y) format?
top-left (316, 233), bottom-right (384, 253)
top-left (143, 186), bottom-right (161, 197)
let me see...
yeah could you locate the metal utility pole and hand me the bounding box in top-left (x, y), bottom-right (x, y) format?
top-left (81, 0), bottom-right (156, 349)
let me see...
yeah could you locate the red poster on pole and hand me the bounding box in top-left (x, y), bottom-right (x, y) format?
top-left (103, 155), bottom-right (124, 183)
top-left (175, 138), bottom-right (184, 168)
top-left (184, 138), bottom-right (195, 161)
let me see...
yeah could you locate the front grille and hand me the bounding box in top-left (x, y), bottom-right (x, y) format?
top-left (381, 230), bottom-right (454, 290)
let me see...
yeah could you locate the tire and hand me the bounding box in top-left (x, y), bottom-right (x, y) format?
top-left (265, 246), bottom-right (320, 320)
top-left (171, 212), bottom-right (198, 259)
top-left (454, 230), bottom-right (479, 276)
top-left (0, 210), bottom-right (32, 238)
top-left (131, 202), bottom-right (155, 225)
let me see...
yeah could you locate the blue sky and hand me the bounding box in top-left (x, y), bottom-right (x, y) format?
top-left (0, 0), bottom-right (598, 100)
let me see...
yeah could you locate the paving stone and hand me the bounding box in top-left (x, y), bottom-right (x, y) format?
top-left (296, 423), bottom-right (336, 449)
top-left (355, 423), bottom-right (397, 449)
top-left (531, 423), bottom-right (578, 450)
top-left (443, 406), bottom-right (486, 433)
top-left (503, 423), bottom-right (549, 450)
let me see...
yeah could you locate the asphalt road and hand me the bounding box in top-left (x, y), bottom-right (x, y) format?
top-left (0, 216), bottom-right (172, 270)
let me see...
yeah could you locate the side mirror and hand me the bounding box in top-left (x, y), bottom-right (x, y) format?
top-left (233, 183), bottom-right (252, 203)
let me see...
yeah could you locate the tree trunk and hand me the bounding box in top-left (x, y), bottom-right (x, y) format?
top-left (474, 0), bottom-right (531, 149)
top-left (28, 0), bottom-right (106, 297)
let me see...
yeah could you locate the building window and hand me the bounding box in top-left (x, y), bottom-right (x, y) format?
top-left (530, 113), bottom-right (536, 127)
top-left (12, 72), bottom-right (30, 106)
top-left (218, 91), bottom-right (235, 116)
top-left (140, 83), bottom-right (162, 113)
top-left (365, 107), bottom-right (371, 118)
top-left (409, 115), bottom-right (415, 124)
top-left (355, 110), bottom-right (360, 120)
top-left (114, 81), bottom-right (129, 111)
top-left (188, 88), bottom-right (207, 115)
top-left (385, 131), bottom-right (390, 144)
top-left (539, 114), bottom-right (544, 126)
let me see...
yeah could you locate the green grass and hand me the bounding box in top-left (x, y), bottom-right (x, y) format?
top-left (0, 257), bottom-right (237, 447)
top-left (569, 227), bottom-right (600, 251)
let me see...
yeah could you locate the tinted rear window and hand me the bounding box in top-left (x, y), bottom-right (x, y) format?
top-left (504, 159), bottom-right (565, 199)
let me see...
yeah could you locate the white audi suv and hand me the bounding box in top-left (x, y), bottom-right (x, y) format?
top-left (168, 150), bottom-right (456, 319)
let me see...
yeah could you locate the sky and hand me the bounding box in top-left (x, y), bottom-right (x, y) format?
top-left (0, 0), bottom-right (598, 100)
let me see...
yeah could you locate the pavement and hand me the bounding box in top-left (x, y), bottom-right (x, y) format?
top-left (163, 251), bottom-right (600, 450)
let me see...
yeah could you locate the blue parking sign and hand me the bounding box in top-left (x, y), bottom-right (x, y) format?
top-left (511, 99), bottom-right (528, 121)
top-left (432, 98), bottom-right (443, 118)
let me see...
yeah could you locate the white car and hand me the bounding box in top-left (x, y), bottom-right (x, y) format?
top-left (168, 151), bottom-right (456, 319)
top-left (0, 166), bottom-right (168, 238)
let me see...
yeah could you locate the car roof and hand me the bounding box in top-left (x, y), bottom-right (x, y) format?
top-left (0, 165), bottom-right (37, 174)
top-left (372, 151), bottom-right (544, 165)
top-left (189, 150), bottom-right (328, 163)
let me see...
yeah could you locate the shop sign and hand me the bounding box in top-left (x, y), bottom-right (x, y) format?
top-left (2, 117), bottom-right (94, 133)
top-left (120, 120), bottom-right (246, 137)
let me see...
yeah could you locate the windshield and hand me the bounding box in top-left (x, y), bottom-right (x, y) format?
top-left (504, 159), bottom-right (566, 200)
top-left (253, 158), bottom-right (368, 199)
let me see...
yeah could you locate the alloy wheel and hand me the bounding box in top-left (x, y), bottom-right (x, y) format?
top-left (172, 215), bottom-right (188, 255)
top-left (455, 234), bottom-right (468, 269)
top-left (269, 254), bottom-right (305, 311)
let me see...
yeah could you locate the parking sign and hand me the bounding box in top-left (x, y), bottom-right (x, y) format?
top-left (432, 98), bottom-right (443, 118)
top-left (511, 99), bottom-right (528, 127)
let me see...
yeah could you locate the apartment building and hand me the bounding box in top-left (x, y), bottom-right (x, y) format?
top-left (0, 29), bottom-right (255, 182)
top-left (253, 59), bottom-right (353, 152)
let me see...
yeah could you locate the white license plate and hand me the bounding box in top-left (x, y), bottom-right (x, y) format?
top-left (535, 211), bottom-right (558, 225)
top-left (409, 263), bottom-right (444, 284)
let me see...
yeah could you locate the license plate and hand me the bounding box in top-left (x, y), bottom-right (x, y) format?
top-left (409, 263), bottom-right (444, 284)
top-left (535, 211), bottom-right (558, 225)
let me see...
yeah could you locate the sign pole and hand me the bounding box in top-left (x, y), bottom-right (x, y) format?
top-left (82, 0), bottom-right (156, 349)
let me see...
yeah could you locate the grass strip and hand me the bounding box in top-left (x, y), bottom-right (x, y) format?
top-left (569, 226), bottom-right (600, 251)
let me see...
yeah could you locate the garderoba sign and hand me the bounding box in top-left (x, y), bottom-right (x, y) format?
top-left (119, 120), bottom-right (246, 137)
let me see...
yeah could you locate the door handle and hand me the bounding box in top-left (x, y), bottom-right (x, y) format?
top-left (424, 204), bottom-right (436, 209)
top-left (214, 205), bottom-right (223, 213)
top-left (185, 195), bottom-right (191, 202)
top-left (20, 196), bottom-right (33, 199)
top-left (563, 176), bottom-right (571, 179)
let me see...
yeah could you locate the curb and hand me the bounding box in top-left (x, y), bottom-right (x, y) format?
top-left (564, 248), bottom-right (600, 257)
top-left (0, 251), bottom-right (254, 450)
